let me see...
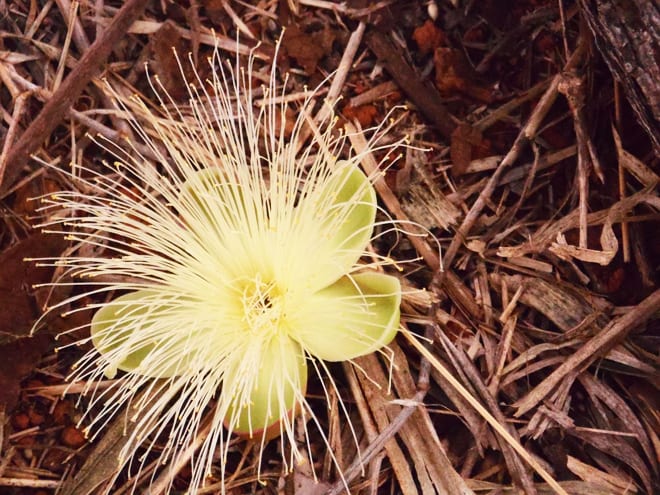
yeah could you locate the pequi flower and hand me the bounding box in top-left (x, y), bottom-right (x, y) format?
top-left (34, 40), bottom-right (404, 492)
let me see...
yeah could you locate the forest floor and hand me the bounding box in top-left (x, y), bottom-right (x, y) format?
top-left (0, 1), bottom-right (658, 494)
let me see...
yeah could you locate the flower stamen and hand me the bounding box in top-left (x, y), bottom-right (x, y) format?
top-left (240, 275), bottom-right (285, 336)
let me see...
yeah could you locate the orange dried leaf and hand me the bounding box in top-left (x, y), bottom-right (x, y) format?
top-left (61, 425), bottom-right (87, 448)
top-left (434, 47), bottom-right (494, 103)
top-left (150, 22), bottom-right (192, 100)
top-left (413, 20), bottom-right (447, 55)
top-left (281, 23), bottom-right (335, 74)
top-left (343, 104), bottom-right (379, 128)
top-left (450, 123), bottom-right (484, 176)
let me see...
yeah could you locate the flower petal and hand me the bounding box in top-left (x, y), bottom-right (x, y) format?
top-left (295, 162), bottom-right (377, 290)
top-left (226, 335), bottom-right (307, 437)
top-left (319, 162), bottom-right (376, 260)
top-left (290, 272), bottom-right (401, 361)
top-left (91, 290), bottom-right (190, 378)
top-left (177, 168), bottom-right (279, 283)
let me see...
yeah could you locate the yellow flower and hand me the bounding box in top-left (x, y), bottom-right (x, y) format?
top-left (36, 42), bottom-right (403, 491)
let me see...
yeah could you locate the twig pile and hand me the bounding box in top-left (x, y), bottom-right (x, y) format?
top-left (0, 1), bottom-right (657, 494)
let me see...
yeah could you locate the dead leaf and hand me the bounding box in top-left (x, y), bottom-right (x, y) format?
top-left (281, 22), bottom-right (335, 75)
top-left (202, 0), bottom-right (227, 27)
top-left (450, 122), bottom-right (483, 175)
top-left (150, 21), bottom-right (192, 100)
top-left (412, 20), bottom-right (447, 55)
top-left (0, 232), bottom-right (68, 344)
top-left (290, 459), bottom-right (331, 495)
top-left (58, 384), bottom-right (170, 495)
top-left (491, 273), bottom-right (612, 332)
top-left (398, 149), bottom-right (461, 229)
top-left (497, 188), bottom-right (659, 259)
top-left (273, 105), bottom-right (297, 139)
top-left (342, 104), bottom-right (378, 128)
top-left (567, 455), bottom-right (638, 494)
top-left (12, 178), bottom-right (59, 217)
top-left (434, 47), bottom-right (494, 103)
top-left (0, 334), bottom-right (51, 411)
top-left (58, 404), bottom-right (138, 495)
top-left (434, 47), bottom-right (467, 94)
top-left (549, 199), bottom-right (623, 266)
top-left (549, 230), bottom-right (617, 266)
top-left (466, 239), bottom-right (487, 256)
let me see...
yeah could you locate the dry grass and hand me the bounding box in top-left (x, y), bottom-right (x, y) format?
top-left (0, 1), bottom-right (658, 494)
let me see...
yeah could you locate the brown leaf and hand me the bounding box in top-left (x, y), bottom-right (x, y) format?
top-left (412, 20), bottom-right (447, 55)
top-left (12, 178), bottom-right (59, 218)
top-left (0, 232), bottom-right (68, 344)
top-left (201, 0), bottom-right (227, 26)
top-left (150, 21), bottom-right (192, 101)
top-left (434, 47), bottom-right (470, 94)
top-left (450, 122), bottom-right (483, 176)
top-left (0, 333), bottom-right (51, 411)
top-left (281, 23), bottom-right (335, 75)
top-left (434, 47), bottom-right (493, 103)
top-left (342, 104), bottom-right (378, 128)
top-left (290, 460), bottom-right (331, 494)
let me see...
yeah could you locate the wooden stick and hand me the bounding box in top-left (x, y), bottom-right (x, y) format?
top-left (514, 288), bottom-right (660, 416)
top-left (366, 31), bottom-right (456, 139)
top-left (437, 33), bottom-right (588, 278)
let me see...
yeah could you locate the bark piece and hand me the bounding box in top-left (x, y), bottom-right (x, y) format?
top-left (580, 0), bottom-right (660, 150)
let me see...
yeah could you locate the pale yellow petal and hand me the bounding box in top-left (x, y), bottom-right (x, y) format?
top-left (226, 335), bottom-right (308, 437)
top-left (290, 272), bottom-right (401, 361)
top-left (290, 162), bottom-right (377, 291)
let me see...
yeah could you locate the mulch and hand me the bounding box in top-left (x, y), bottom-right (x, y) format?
top-left (0, 1), bottom-right (658, 494)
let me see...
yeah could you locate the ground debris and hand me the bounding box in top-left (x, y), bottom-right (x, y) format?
top-left (1, 1), bottom-right (658, 494)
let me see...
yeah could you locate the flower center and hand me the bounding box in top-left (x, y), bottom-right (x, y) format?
top-left (241, 275), bottom-right (285, 336)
